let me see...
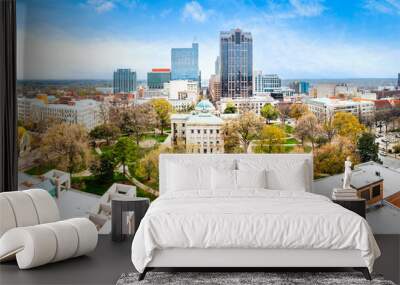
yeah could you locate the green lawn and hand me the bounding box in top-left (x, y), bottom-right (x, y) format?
top-left (285, 138), bottom-right (300, 144)
top-left (141, 133), bottom-right (168, 143)
top-left (284, 124), bottom-right (294, 134)
top-left (71, 172), bottom-right (157, 201)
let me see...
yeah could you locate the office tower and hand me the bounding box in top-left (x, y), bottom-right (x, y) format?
top-left (220, 28), bottom-right (253, 98)
top-left (171, 43), bottom-right (199, 81)
top-left (209, 74), bottom-right (221, 103)
top-left (289, 80), bottom-right (310, 94)
top-left (147, 68), bottom-right (171, 89)
top-left (254, 71), bottom-right (281, 93)
top-left (398, 73), bottom-right (400, 87)
top-left (113, 69), bottom-right (137, 93)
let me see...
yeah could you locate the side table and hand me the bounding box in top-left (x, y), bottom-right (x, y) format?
top-left (332, 198), bottom-right (366, 218)
top-left (111, 197), bottom-right (150, 242)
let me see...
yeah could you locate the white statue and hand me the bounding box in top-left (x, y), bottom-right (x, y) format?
top-left (343, 157), bottom-right (352, 190)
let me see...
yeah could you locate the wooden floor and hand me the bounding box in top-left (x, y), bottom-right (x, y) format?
top-left (0, 235), bottom-right (399, 285)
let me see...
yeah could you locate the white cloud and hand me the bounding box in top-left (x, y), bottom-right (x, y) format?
top-left (364, 0), bottom-right (400, 14)
top-left (85, 0), bottom-right (138, 13)
top-left (87, 0), bottom-right (114, 13)
top-left (182, 1), bottom-right (209, 23)
top-left (289, 0), bottom-right (325, 17)
top-left (262, 0), bottom-right (325, 20)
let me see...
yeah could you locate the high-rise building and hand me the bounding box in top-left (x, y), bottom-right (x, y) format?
top-left (147, 68), bottom-right (171, 89)
top-left (209, 74), bottom-right (221, 103)
top-left (113, 69), bottom-right (137, 93)
top-left (289, 81), bottom-right (310, 94)
top-left (171, 43), bottom-right (199, 81)
top-left (254, 71), bottom-right (281, 93)
top-left (220, 29), bottom-right (253, 98)
top-left (398, 73), bottom-right (400, 87)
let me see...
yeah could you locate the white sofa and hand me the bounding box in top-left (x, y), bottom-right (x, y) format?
top-left (0, 189), bottom-right (98, 269)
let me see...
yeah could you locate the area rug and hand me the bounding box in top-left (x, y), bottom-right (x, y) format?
top-left (116, 272), bottom-right (396, 285)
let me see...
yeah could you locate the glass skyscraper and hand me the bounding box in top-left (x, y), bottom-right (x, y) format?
top-left (113, 69), bottom-right (137, 93)
top-left (171, 43), bottom-right (199, 81)
top-left (398, 73), bottom-right (400, 87)
top-left (147, 68), bottom-right (171, 89)
top-left (220, 29), bottom-right (253, 98)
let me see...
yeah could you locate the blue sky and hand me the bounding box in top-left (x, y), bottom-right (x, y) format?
top-left (17, 0), bottom-right (400, 80)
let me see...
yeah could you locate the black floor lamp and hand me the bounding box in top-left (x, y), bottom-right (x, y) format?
top-left (0, 0), bottom-right (17, 192)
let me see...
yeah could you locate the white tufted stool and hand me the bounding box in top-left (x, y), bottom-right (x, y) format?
top-left (0, 189), bottom-right (98, 269)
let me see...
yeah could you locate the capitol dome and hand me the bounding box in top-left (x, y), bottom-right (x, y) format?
top-left (195, 99), bottom-right (215, 112)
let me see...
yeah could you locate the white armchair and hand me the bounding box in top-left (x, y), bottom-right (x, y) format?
top-left (0, 189), bottom-right (98, 269)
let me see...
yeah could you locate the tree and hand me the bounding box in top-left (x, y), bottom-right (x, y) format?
top-left (314, 136), bottom-right (359, 177)
top-left (89, 124), bottom-right (120, 145)
top-left (40, 123), bottom-right (91, 174)
top-left (277, 103), bottom-right (291, 125)
top-left (234, 111), bottom-right (264, 153)
top-left (118, 104), bottom-right (157, 145)
top-left (260, 104), bottom-right (279, 124)
top-left (294, 113), bottom-right (321, 150)
top-left (322, 116), bottom-right (336, 142)
top-left (222, 120), bottom-right (242, 153)
top-left (135, 148), bottom-right (161, 182)
top-left (150, 98), bottom-right (173, 135)
top-left (113, 137), bottom-right (137, 175)
top-left (223, 102), bottom-right (237, 114)
top-left (290, 103), bottom-right (309, 120)
top-left (357, 132), bottom-right (380, 163)
top-left (254, 125), bottom-right (285, 153)
top-left (90, 151), bottom-right (116, 182)
top-left (332, 112), bottom-right (365, 142)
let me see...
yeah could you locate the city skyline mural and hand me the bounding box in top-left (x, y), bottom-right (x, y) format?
top-left (17, 0), bottom-right (400, 80)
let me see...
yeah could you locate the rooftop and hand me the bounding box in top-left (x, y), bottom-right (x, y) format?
top-left (186, 113), bottom-right (223, 125)
top-left (306, 97), bottom-right (374, 107)
top-left (313, 161), bottom-right (400, 234)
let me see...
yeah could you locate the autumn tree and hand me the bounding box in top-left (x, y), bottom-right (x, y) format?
top-left (135, 148), bottom-right (162, 182)
top-left (314, 136), bottom-right (359, 177)
top-left (150, 98), bottom-right (173, 135)
top-left (231, 112), bottom-right (264, 153)
top-left (89, 123), bottom-right (120, 145)
top-left (294, 113), bottom-right (322, 150)
top-left (290, 103), bottom-right (309, 120)
top-left (223, 102), bottom-right (237, 114)
top-left (314, 137), bottom-right (358, 176)
top-left (332, 112), bottom-right (365, 142)
top-left (118, 103), bottom-right (157, 145)
top-left (254, 125), bottom-right (285, 153)
top-left (260, 104), bottom-right (279, 124)
top-left (357, 132), bottom-right (380, 163)
top-left (322, 116), bottom-right (336, 142)
top-left (221, 121), bottom-right (242, 153)
top-left (113, 136), bottom-right (137, 175)
top-left (40, 123), bottom-right (91, 174)
top-left (277, 103), bottom-right (291, 125)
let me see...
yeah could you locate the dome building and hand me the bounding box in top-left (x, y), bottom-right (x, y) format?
top-left (171, 99), bottom-right (231, 154)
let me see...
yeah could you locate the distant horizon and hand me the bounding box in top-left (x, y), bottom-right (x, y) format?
top-left (17, 0), bottom-right (400, 80)
top-left (17, 77), bottom-right (398, 82)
